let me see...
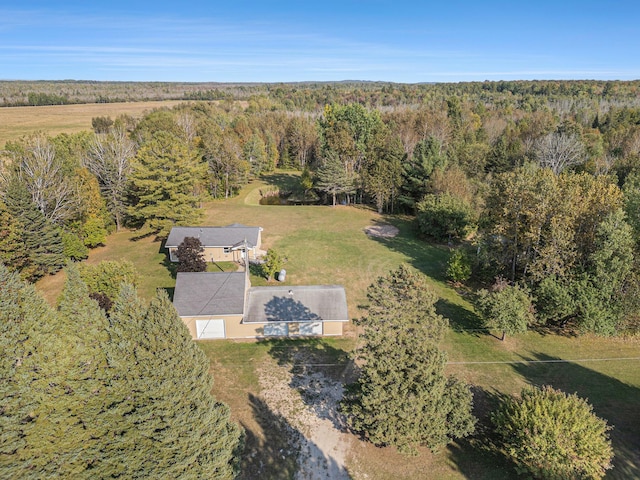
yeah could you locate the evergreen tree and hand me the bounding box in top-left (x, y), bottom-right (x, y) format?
top-left (176, 236), bottom-right (207, 272)
top-left (105, 287), bottom-right (242, 478)
top-left (316, 152), bottom-right (356, 206)
top-left (399, 136), bottom-right (447, 210)
top-left (0, 265), bottom-right (52, 478)
top-left (2, 266), bottom-right (241, 478)
top-left (0, 200), bottom-right (30, 274)
top-left (128, 131), bottom-right (206, 236)
top-left (4, 179), bottom-right (65, 280)
top-left (28, 265), bottom-right (111, 476)
top-left (262, 248), bottom-right (285, 281)
top-left (343, 265), bottom-right (475, 454)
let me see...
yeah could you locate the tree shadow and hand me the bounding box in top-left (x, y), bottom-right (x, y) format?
top-left (263, 338), bottom-right (353, 431)
top-left (264, 297), bottom-right (322, 323)
top-left (239, 393), bottom-right (299, 480)
top-left (436, 298), bottom-right (487, 336)
top-left (445, 386), bottom-right (518, 479)
top-left (261, 172), bottom-right (301, 192)
top-left (511, 352), bottom-right (640, 479)
top-left (129, 229), bottom-right (160, 242)
top-left (245, 338), bottom-right (354, 479)
top-left (162, 287), bottom-right (175, 302)
top-left (366, 215), bottom-right (450, 281)
top-left (161, 254), bottom-right (178, 279)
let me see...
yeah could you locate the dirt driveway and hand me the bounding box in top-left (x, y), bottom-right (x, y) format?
top-left (258, 350), bottom-right (353, 479)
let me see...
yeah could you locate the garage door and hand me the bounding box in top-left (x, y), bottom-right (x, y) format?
top-left (298, 322), bottom-right (322, 336)
top-left (263, 322), bottom-right (288, 336)
top-left (196, 319), bottom-right (226, 339)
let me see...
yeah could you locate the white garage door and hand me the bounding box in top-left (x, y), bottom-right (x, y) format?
top-left (263, 323), bottom-right (289, 336)
top-left (299, 322), bottom-right (322, 336)
top-left (196, 319), bottom-right (226, 339)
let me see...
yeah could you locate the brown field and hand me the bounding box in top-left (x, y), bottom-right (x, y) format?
top-left (0, 100), bottom-right (188, 146)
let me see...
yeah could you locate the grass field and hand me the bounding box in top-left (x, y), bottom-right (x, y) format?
top-left (36, 172), bottom-right (640, 479)
top-left (0, 100), bottom-right (188, 146)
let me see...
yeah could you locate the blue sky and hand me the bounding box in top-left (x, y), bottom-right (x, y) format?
top-left (1, 1), bottom-right (639, 83)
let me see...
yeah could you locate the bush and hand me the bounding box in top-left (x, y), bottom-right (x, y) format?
top-left (78, 260), bottom-right (139, 301)
top-left (446, 249), bottom-right (472, 283)
top-left (262, 248), bottom-right (284, 280)
top-left (492, 385), bottom-right (613, 480)
top-left (82, 216), bottom-right (108, 248)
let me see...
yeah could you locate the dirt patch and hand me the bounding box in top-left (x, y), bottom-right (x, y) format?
top-left (364, 224), bottom-right (399, 238)
top-left (258, 355), bottom-right (351, 479)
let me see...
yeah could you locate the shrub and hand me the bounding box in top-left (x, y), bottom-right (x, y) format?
top-left (78, 260), bottom-right (139, 301)
top-left (446, 249), bottom-right (472, 283)
top-left (61, 231), bottom-right (89, 261)
top-left (262, 248), bottom-right (285, 280)
top-left (492, 385), bottom-right (613, 480)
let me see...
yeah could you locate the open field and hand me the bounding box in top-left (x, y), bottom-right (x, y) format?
top-left (0, 100), bottom-right (188, 146)
top-left (36, 172), bottom-right (640, 479)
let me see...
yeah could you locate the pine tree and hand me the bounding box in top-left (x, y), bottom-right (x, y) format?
top-left (4, 178), bottom-right (65, 280)
top-left (343, 265), bottom-right (475, 454)
top-left (0, 265), bottom-right (53, 478)
top-left (0, 201), bottom-right (30, 274)
top-left (25, 264), bottom-right (111, 477)
top-left (128, 131), bottom-right (206, 236)
top-left (316, 152), bottom-right (355, 206)
top-left (104, 287), bottom-right (242, 478)
top-left (1, 266), bottom-right (242, 478)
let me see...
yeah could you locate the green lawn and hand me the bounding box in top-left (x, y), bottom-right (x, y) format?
top-left (36, 171), bottom-right (640, 479)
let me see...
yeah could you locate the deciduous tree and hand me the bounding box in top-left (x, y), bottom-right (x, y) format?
top-left (476, 281), bottom-right (535, 341)
top-left (84, 125), bottom-right (136, 231)
top-left (176, 236), bottom-right (207, 272)
top-left (492, 385), bottom-right (613, 480)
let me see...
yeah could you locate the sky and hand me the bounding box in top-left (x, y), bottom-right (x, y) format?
top-left (1, 0), bottom-right (639, 83)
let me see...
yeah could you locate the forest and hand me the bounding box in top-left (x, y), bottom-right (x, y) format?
top-left (1, 79), bottom-right (640, 478)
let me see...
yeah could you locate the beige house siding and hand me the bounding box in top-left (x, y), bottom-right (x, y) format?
top-left (323, 322), bottom-right (344, 336)
top-left (224, 316), bottom-right (270, 338)
top-left (169, 245), bottom-right (259, 263)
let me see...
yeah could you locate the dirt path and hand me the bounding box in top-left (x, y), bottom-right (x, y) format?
top-left (258, 358), bottom-right (351, 479)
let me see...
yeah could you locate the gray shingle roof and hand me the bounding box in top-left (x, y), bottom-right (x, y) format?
top-left (166, 225), bottom-right (260, 248)
top-left (173, 272), bottom-right (246, 316)
top-left (244, 285), bottom-right (348, 323)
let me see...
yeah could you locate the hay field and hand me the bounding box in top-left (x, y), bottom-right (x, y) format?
top-left (0, 100), bottom-right (187, 146)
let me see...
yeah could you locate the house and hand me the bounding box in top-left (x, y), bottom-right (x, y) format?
top-left (165, 224), bottom-right (263, 263)
top-left (173, 271), bottom-right (349, 340)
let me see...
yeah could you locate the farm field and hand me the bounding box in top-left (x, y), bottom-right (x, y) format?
top-left (0, 100), bottom-right (188, 146)
top-left (36, 172), bottom-right (640, 479)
